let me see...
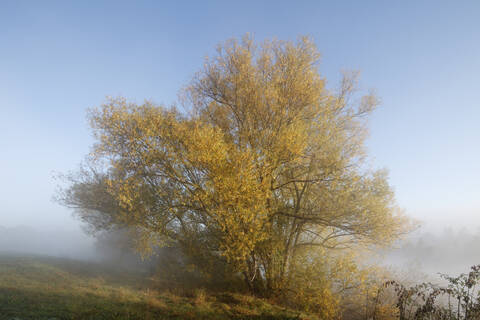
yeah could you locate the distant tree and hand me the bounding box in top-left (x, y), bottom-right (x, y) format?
top-left (59, 35), bottom-right (408, 305)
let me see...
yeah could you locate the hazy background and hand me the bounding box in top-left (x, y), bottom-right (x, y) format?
top-left (1, 0), bottom-right (480, 274)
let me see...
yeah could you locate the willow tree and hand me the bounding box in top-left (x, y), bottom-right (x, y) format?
top-left (60, 36), bottom-right (408, 296)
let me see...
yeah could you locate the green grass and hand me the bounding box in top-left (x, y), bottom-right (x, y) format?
top-left (0, 254), bottom-right (318, 320)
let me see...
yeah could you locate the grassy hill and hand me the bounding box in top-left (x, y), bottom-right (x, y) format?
top-left (0, 254), bottom-right (318, 320)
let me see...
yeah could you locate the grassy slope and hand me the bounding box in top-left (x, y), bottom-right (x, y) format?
top-left (0, 254), bottom-right (318, 320)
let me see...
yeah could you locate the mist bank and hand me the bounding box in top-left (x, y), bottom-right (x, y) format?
top-left (0, 225), bottom-right (96, 260)
top-left (0, 225), bottom-right (155, 271)
top-left (382, 224), bottom-right (480, 276)
top-left (2, 222), bottom-right (480, 278)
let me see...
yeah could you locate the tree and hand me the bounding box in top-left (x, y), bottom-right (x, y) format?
top-left (59, 35), bottom-right (408, 300)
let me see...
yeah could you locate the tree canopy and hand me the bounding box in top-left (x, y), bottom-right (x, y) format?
top-left (59, 35), bottom-right (408, 300)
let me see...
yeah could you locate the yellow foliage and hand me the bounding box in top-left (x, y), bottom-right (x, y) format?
top-left (60, 35), bottom-right (411, 315)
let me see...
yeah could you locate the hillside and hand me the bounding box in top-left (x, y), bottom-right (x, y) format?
top-left (0, 254), bottom-right (317, 320)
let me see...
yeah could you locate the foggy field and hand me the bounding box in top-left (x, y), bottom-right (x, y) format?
top-left (0, 254), bottom-right (314, 320)
top-left (3, 1), bottom-right (480, 319)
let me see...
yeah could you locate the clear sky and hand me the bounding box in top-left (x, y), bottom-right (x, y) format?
top-left (1, 0), bottom-right (479, 232)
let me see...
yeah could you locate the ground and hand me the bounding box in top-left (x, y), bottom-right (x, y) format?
top-left (0, 253), bottom-right (318, 320)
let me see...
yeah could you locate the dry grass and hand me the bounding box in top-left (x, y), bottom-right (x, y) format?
top-left (0, 254), bottom-right (318, 320)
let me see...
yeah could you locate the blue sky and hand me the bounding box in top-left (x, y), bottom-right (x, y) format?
top-left (1, 0), bottom-right (479, 231)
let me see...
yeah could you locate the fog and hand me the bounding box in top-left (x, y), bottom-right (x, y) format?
top-left (382, 224), bottom-right (480, 277)
top-left (0, 223), bottom-right (159, 273)
top-left (0, 224), bottom-right (96, 260)
top-left (3, 217), bottom-right (480, 280)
